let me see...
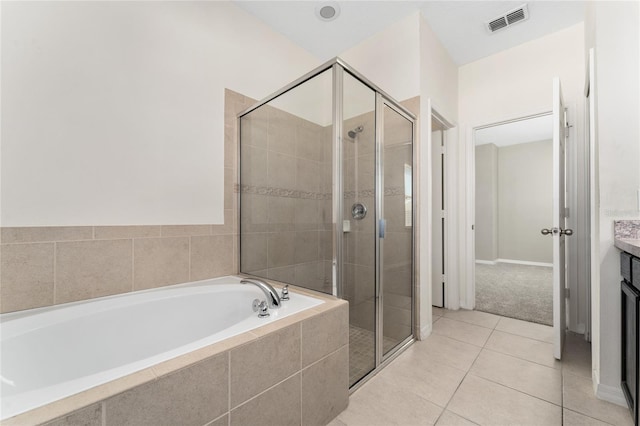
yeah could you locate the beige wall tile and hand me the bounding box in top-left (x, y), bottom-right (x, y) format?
top-left (1, 227), bottom-right (93, 244)
top-left (133, 237), bottom-right (189, 290)
top-left (225, 166), bottom-right (236, 210)
top-left (294, 231), bottom-right (319, 264)
top-left (94, 226), bottom-right (161, 240)
top-left (302, 346), bottom-right (349, 426)
top-left (230, 324), bottom-right (300, 407)
top-left (57, 240), bottom-right (132, 304)
top-left (240, 194), bottom-right (268, 233)
top-left (160, 225), bottom-right (212, 237)
top-left (267, 197), bottom-right (295, 232)
top-left (44, 403), bottom-right (102, 426)
top-left (240, 233), bottom-right (267, 273)
top-left (1, 243), bottom-right (54, 312)
top-left (267, 232), bottom-right (295, 268)
top-left (240, 144), bottom-right (268, 187)
top-left (230, 374), bottom-right (301, 426)
top-left (191, 235), bottom-right (234, 281)
top-left (267, 151), bottom-right (296, 190)
top-left (301, 304), bottom-right (348, 367)
top-left (105, 353), bottom-right (228, 426)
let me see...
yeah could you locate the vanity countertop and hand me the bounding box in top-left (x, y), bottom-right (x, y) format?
top-left (615, 238), bottom-right (640, 258)
top-left (614, 220), bottom-right (640, 258)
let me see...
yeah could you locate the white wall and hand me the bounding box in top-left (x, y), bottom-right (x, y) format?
top-left (475, 143), bottom-right (498, 262)
top-left (458, 24), bottom-right (587, 334)
top-left (1, 1), bottom-right (319, 226)
top-left (586, 0), bottom-right (640, 404)
top-left (497, 140), bottom-right (553, 264)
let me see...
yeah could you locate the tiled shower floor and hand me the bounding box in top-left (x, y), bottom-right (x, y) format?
top-left (349, 325), bottom-right (396, 385)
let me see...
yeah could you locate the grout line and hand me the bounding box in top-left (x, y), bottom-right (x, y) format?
top-left (53, 242), bottom-right (58, 304)
top-left (491, 327), bottom-right (555, 344)
top-left (131, 240), bottom-right (135, 292)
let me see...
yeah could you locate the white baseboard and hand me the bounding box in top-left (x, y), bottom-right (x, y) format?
top-left (475, 260), bottom-right (497, 265)
top-left (496, 258), bottom-right (553, 268)
top-left (419, 322), bottom-right (432, 340)
top-left (595, 380), bottom-right (629, 408)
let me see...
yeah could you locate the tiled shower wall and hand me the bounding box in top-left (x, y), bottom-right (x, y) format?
top-left (240, 105), bottom-right (334, 294)
top-left (344, 97), bottom-right (419, 345)
top-left (0, 90), bottom-right (252, 314)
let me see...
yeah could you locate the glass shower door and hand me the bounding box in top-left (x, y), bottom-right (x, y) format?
top-left (342, 72), bottom-right (377, 387)
top-left (380, 101), bottom-right (414, 357)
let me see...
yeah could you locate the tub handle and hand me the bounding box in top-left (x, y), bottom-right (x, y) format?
top-left (281, 285), bottom-right (290, 301)
top-left (252, 299), bottom-right (270, 318)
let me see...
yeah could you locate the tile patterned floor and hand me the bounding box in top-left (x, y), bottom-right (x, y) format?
top-left (331, 309), bottom-right (633, 426)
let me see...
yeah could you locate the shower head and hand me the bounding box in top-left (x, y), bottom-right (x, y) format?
top-left (348, 126), bottom-right (364, 139)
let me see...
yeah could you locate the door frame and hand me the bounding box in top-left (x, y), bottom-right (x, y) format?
top-left (467, 110), bottom-right (554, 312)
top-left (426, 102), bottom-right (457, 315)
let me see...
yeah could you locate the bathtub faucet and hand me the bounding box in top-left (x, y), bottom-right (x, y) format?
top-left (241, 279), bottom-right (281, 309)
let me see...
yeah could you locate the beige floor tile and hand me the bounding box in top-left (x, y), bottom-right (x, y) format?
top-left (435, 410), bottom-right (478, 425)
top-left (337, 374), bottom-right (443, 426)
top-left (432, 318), bottom-right (493, 347)
top-left (563, 409), bottom-right (613, 425)
top-left (410, 334), bottom-right (482, 372)
top-left (485, 330), bottom-right (559, 369)
top-left (447, 375), bottom-right (562, 426)
top-left (562, 332), bottom-right (592, 379)
top-left (443, 309), bottom-right (500, 329)
top-left (495, 317), bottom-right (554, 343)
top-left (469, 349), bottom-right (562, 405)
top-left (563, 372), bottom-right (633, 426)
top-left (327, 417), bottom-right (348, 426)
top-left (433, 307), bottom-right (445, 317)
top-left (378, 347), bottom-right (467, 407)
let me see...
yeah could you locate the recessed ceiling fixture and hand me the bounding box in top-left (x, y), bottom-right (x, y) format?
top-left (486, 4), bottom-right (530, 34)
top-left (315, 3), bottom-right (340, 22)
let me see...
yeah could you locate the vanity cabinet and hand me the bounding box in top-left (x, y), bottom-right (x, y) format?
top-left (622, 251), bottom-right (640, 426)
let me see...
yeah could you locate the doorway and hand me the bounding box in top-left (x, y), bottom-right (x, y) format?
top-left (473, 114), bottom-right (555, 325)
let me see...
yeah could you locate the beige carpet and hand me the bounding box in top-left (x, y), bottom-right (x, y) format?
top-left (475, 262), bottom-right (553, 326)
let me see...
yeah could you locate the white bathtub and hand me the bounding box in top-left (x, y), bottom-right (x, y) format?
top-left (0, 276), bottom-right (323, 420)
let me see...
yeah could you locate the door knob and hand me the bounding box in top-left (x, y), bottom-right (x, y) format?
top-left (541, 228), bottom-right (552, 235)
top-left (561, 228), bottom-right (574, 236)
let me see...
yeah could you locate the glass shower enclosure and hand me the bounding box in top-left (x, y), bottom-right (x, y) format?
top-left (238, 58), bottom-right (416, 388)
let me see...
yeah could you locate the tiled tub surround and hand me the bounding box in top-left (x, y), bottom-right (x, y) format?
top-left (1, 281), bottom-right (349, 426)
top-left (615, 220), bottom-right (640, 258)
top-left (0, 89), bottom-right (253, 314)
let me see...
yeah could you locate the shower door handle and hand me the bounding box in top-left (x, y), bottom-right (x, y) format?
top-left (379, 219), bottom-right (386, 238)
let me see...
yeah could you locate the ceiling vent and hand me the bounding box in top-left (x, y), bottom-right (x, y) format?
top-left (486, 4), bottom-right (529, 34)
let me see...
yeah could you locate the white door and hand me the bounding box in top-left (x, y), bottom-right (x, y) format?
top-left (552, 77), bottom-right (568, 360)
top-left (431, 120), bottom-right (445, 308)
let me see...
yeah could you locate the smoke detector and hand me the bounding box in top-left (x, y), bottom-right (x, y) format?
top-left (315, 3), bottom-right (340, 22)
top-left (486, 4), bottom-right (529, 34)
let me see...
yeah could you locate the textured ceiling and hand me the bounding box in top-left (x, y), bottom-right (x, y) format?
top-left (234, 1), bottom-right (585, 64)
